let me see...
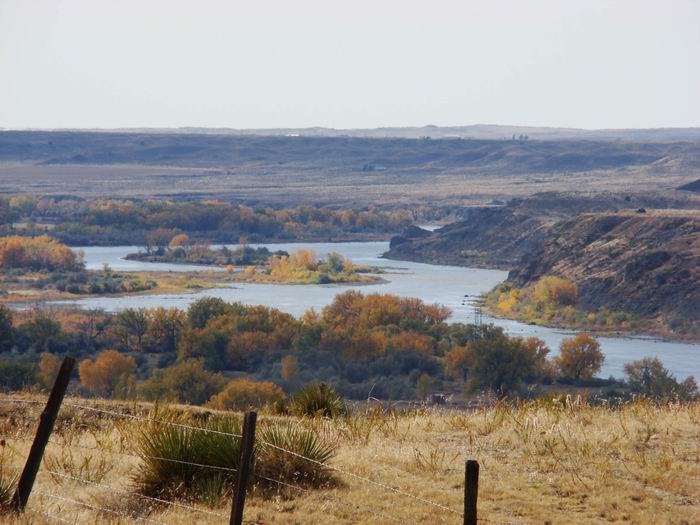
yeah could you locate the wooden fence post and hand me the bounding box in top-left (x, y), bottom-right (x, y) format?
top-left (12, 356), bottom-right (75, 512)
top-left (230, 411), bottom-right (257, 525)
top-left (464, 459), bottom-right (479, 525)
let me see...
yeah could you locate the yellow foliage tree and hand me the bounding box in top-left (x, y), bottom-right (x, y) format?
top-left (445, 344), bottom-right (475, 382)
top-left (280, 355), bottom-right (299, 381)
top-left (532, 276), bottom-right (578, 307)
top-left (79, 350), bottom-right (135, 397)
top-left (555, 333), bottom-right (604, 382)
top-left (38, 352), bottom-right (61, 389)
top-left (207, 379), bottom-right (285, 411)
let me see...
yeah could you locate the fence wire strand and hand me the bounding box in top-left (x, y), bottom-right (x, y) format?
top-left (40, 469), bottom-right (229, 520)
top-left (34, 490), bottom-right (172, 525)
top-left (255, 472), bottom-right (413, 525)
top-left (4, 435), bottom-right (239, 474)
top-left (28, 507), bottom-right (78, 525)
top-left (53, 401), bottom-right (462, 518)
top-left (5, 397), bottom-right (466, 522)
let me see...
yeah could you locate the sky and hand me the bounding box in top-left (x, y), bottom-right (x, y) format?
top-left (1, 0), bottom-right (699, 130)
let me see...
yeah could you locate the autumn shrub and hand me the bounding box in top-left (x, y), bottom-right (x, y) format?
top-left (0, 235), bottom-right (83, 271)
top-left (207, 379), bottom-right (285, 411)
top-left (38, 352), bottom-right (61, 389)
top-left (532, 275), bottom-right (578, 307)
top-left (79, 350), bottom-right (136, 398)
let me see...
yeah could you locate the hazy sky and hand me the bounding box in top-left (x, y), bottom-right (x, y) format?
top-left (1, 0), bottom-right (699, 130)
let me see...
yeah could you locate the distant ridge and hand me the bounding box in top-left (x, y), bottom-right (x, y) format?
top-left (7, 124), bottom-right (700, 142)
top-left (678, 179), bottom-right (700, 192)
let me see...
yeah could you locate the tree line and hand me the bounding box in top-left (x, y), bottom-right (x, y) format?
top-left (0, 292), bottom-right (696, 404)
top-left (0, 195), bottom-right (442, 245)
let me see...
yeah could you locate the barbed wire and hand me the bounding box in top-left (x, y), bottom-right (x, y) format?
top-left (34, 490), bottom-right (172, 525)
top-left (258, 438), bottom-right (464, 518)
top-left (55, 401), bottom-right (463, 518)
top-left (478, 517), bottom-right (528, 525)
top-left (4, 435), bottom-right (239, 474)
top-left (62, 402), bottom-right (245, 438)
top-left (28, 506), bottom-right (78, 525)
top-left (254, 473), bottom-right (413, 525)
top-left (40, 469), bottom-right (229, 520)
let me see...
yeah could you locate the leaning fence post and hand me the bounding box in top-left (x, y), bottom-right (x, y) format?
top-left (464, 459), bottom-right (479, 525)
top-left (230, 411), bottom-right (257, 525)
top-left (12, 356), bottom-right (75, 512)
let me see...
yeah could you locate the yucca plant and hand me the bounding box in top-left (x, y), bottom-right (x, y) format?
top-left (133, 412), bottom-right (242, 503)
top-left (0, 444), bottom-right (17, 512)
top-left (290, 383), bottom-right (348, 418)
top-left (257, 421), bottom-right (337, 488)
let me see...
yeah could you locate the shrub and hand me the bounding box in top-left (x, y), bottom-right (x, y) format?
top-left (133, 412), bottom-right (337, 502)
top-left (288, 383), bottom-right (347, 418)
top-left (0, 361), bottom-right (37, 392)
top-left (138, 359), bottom-right (225, 405)
top-left (79, 350), bottom-right (136, 398)
top-left (207, 379), bottom-right (285, 411)
top-left (134, 412), bottom-right (242, 503)
top-left (257, 422), bottom-right (337, 488)
top-left (0, 445), bottom-right (18, 511)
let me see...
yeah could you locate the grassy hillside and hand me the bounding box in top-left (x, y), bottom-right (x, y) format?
top-left (1, 132), bottom-right (699, 205)
top-left (1, 395), bottom-right (698, 524)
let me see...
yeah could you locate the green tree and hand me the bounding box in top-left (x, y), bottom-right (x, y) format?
top-left (187, 297), bottom-right (231, 329)
top-left (116, 308), bottom-right (149, 351)
top-left (624, 357), bottom-right (698, 400)
top-left (470, 333), bottom-right (536, 395)
top-left (416, 372), bottom-right (431, 400)
top-left (0, 306), bottom-right (14, 353)
top-left (138, 359), bottom-right (226, 405)
top-left (18, 312), bottom-right (66, 353)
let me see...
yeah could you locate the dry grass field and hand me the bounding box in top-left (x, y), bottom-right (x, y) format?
top-left (1, 395), bottom-right (699, 524)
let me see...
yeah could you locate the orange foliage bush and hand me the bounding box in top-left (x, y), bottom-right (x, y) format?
top-left (0, 235), bottom-right (82, 271)
top-left (207, 378), bottom-right (285, 410)
top-left (532, 276), bottom-right (578, 306)
top-left (79, 350), bottom-right (135, 397)
top-left (38, 352), bottom-right (61, 389)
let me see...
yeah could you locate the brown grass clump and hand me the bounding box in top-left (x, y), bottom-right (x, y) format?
top-left (0, 395), bottom-right (699, 524)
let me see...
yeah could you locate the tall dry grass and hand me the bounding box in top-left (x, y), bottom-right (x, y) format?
top-left (1, 395), bottom-right (699, 524)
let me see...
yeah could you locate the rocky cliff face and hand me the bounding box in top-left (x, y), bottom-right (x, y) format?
top-left (508, 212), bottom-right (700, 331)
top-left (384, 192), bottom-right (700, 270)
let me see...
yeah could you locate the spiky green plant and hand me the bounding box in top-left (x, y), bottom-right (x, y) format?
top-left (133, 412), bottom-right (242, 503)
top-left (0, 444), bottom-right (17, 512)
top-left (290, 383), bottom-right (348, 418)
top-left (257, 421), bottom-right (337, 488)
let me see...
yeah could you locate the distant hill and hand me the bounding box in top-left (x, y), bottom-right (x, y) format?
top-left (679, 179), bottom-right (700, 192)
top-left (2, 130), bottom-right (699, 172)
top-left (1, 130), bottom-right (699, 205)
top-left (384, 192), bottom-right (700, 269)
top-left (13, 124), bottom-right (700, 142)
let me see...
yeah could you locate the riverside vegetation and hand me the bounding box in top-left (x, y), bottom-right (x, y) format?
top-left (0, 195), bottom-right (427, 246)
top-left (0, 236), bottom-right (382, 305)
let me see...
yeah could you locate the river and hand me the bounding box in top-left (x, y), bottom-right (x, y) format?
top-left (56, 241), bottom-right (700, 380)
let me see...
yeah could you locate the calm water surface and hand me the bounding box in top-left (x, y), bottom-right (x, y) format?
top-left (62, 241), bottom-right (700, 380)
